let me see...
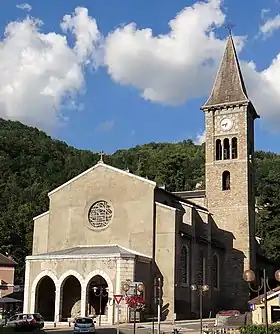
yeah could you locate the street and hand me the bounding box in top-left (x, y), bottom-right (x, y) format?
top-left (43, 320), bottom-right (214, 334)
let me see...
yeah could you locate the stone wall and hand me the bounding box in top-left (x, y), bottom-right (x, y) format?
top-left (205, 105), bottom-right (256, 311)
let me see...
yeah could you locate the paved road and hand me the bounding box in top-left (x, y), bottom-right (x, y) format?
top-left (44, 323), bottom-right (203, 334)
top-left (45, 329), bottom-right (116, 334)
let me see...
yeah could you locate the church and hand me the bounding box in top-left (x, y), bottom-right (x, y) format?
top-left (23, 33), bottom-right (268, 325)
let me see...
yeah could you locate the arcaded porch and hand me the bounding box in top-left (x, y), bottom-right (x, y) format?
top-left (23, 245), bottom-right (151, 324)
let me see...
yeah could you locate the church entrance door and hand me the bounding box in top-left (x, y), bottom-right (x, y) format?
top-left (61, 276), bottom-right (81, 321)
top-left (35, 276), bottom-right (55, 321)
top-left (86, 275), bottom-right (108, 317)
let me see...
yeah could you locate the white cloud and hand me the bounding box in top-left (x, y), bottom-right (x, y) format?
top-left (104, 0), bottom-right (227, 105)
top-left (103, 0), bottom-right (280, 126)
top-left (16, 3), bottom-right (32, 12)
top-left (4, 0), bottom-right (280, 133)
top-left (259, 13), bottom-right (280, 37)
top-left (194, 130), bottom-right (205, 145)
top-left (61, 7), bottom-right (103, 67)
top-left (0, 7), bottom-right (102, 131)
top-left (95, 120), bottom-right (114, 132)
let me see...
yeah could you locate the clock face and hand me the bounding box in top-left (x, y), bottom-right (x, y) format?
top-left (220, 118), bottom-right (233, 131)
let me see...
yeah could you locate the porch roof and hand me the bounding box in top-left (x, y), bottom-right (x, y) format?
top-left (26, 245), bottom-right (152, 261)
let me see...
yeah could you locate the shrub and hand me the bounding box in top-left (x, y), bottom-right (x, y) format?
top-left (240, 324), bottom-right (280, 334)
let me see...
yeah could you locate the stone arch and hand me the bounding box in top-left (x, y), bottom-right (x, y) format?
top-left (59, 271), bottom-right (83, 321)
top-left (31, 270), bottom-right (58, 295)
top-left (84, 270), bottom-right (114, 294)
top-left (31, 270), bottom-right (58, 321)
top-left (84, 270), bottom-right (114, 323)
top-left (58, 270), bottom-right (84, 287)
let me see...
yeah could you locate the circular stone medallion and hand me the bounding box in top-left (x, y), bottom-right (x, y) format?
top-left (88, 200), bottom-right (113, 229)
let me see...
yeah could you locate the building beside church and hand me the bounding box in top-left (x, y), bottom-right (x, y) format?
top-left (23, 33), bottom-right (265, 325)
top-left (0, 253), bottom-right (16, 298)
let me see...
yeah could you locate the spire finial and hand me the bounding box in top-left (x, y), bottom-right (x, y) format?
top-left (225, 20), bottom-right (235, 36)
top-left (98, 150), bottom-right (105, 164)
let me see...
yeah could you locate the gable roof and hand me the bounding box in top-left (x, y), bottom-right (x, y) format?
top-left (0, 253), bottom-right (16, 266)
top-left (249, 286), bottom-right (280, 304)
top-left (48, 161), bottom-right (156, 196)
top-left (157, 187), bottom-right (209, 213)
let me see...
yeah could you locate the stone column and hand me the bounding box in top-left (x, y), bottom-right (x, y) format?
top-left (23, 260), bottom-right (30, 313)
top-left (30, 290), bottom-right (36, 314)
top-left (81, 285), bottom-right (87, 317)
top-left (118, 258), bottom-right (135, 323)
top-left (54, 284), bottom-right (61, 323)
top-left (107, 291), bottom-right (114, 325)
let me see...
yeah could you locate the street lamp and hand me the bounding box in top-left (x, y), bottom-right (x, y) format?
top-left (191, 284), bottom-right (209, 334)
top-left (93, 286), bottom-right (108, 326)
top-left (243, 269), bottom-right (280, 334)
top-left (122, 282), bottom-right (145, 334)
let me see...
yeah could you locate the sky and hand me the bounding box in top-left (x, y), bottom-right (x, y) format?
top-left (1, 0), bottom-right (280, 154)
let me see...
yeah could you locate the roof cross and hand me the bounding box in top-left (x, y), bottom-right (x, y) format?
top-left (98, 150), bottom-right (105, 163)
top-left (225, 21), bottom-right (235, 35)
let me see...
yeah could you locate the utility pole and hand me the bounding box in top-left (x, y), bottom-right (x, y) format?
top-left (156, 277), bottom-right (162, 334)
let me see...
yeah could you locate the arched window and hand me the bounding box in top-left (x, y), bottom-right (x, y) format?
top-left (212, 254), bottom-right (219, 289)
top-left (223, 138), bottom-right (230, 160)
top-left (197, 251), bottom-right (205, 285)
top-left (232, 137), bottom-right (238, 159)
top-left (179, 245), bottom-right (189, 285)
top-left (222, 171), bottom-right (230, 191)
top-left (215, 139), bottom-right (222, 160)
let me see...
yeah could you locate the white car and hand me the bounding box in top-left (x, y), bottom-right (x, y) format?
top-left (74, 317), bottom-right (96, 333)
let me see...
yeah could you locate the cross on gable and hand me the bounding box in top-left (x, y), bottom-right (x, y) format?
top-left (98, 150), bottom-right (105, 163)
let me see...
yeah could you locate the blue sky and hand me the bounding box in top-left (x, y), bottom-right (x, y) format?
top-left (1, 0), bottom-right (280, 154)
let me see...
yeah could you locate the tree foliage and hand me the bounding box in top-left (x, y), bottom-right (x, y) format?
top-left (0, 118), bottom-right (279, 279)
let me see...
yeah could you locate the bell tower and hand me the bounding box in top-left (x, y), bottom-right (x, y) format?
top-left (201, 33), bottom-right (259, 308)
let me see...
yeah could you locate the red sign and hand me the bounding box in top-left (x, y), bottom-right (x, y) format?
top-left (114, 294), bottom-right (124, 305)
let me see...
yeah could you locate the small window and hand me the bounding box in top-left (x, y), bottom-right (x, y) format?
top-left (197, 251), bottom-right (205, 285)
top-left (223, 138), bottom-right (230, 160)
top-left (179, 245), bottom-right (189, 285)
top-left (212, 254), bottom-right (219, 289)
top-left (215, 139), bottom-right (222, 160)
top-left (222, 171), bottom-right (230, 191)
top-left (232, 137), bottom-right (238, 159)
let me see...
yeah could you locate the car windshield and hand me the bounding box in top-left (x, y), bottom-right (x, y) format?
top-left (76, 318), bottom-right (93, 324)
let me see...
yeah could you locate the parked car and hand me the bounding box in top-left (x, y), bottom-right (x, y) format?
top-left (74, 317), bottom-right (96, 333)
top-left (6, 313), bottom-right (44, 331)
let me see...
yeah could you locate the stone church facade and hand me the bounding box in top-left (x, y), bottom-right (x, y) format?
top-left (23, 34), bottom-right (260, 324)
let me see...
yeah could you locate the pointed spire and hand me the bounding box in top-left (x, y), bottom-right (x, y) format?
top-left (202, 34), bottom-right (248, 109)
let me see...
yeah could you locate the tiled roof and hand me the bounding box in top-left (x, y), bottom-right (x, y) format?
top-left (0, 253), bottom-right (16, 266)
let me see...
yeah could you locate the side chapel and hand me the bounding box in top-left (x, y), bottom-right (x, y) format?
top-left (24, 33), bottom-right (263, 324)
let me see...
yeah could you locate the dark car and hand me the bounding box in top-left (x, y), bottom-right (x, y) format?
top-left (74, 317), bottom-right (96, 333)
top-left (6, 313), bottom-right (44, 331)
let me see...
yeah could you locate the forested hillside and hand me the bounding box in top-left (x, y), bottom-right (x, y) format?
top-left (1, 118), bottom-right (280, 278)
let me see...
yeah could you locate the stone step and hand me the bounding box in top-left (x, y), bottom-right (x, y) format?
top-left (95, 315), bottom-right (108, 326)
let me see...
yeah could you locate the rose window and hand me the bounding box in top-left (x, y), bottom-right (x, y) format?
top-left (88, 200), bottom-right (113, 229)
